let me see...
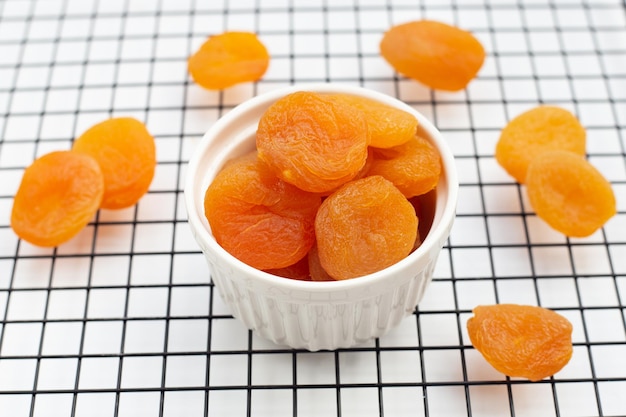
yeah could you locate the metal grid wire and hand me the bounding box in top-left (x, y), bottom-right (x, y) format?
top-left (0, 0), bottom-right (625, 415)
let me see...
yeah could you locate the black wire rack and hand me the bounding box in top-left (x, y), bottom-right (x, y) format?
top-left (0, 0), bottom-right (625, 416)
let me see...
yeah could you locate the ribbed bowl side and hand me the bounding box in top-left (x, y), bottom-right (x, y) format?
top-left (205, 248), bottom-right (441, 351)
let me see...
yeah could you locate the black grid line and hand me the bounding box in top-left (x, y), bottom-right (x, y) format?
top-left (0, 0), bottom-right (626, 416)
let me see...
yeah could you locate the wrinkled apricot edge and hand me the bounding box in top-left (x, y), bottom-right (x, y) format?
top-left (185, 84), bottom-right (458, 287)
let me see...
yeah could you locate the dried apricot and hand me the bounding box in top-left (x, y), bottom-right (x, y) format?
top-left (315, 175), bottom-right (418, 280)
top-left (204, 153), bottom-right (321, 270)
top-left (72, 117), bottom-right (156, 210)
top-left (307, 243), bottom-right (335, 282)
top-left (496, 106), bottom-right (586, 184)
top-left (367, 135), bottom-right (441, 198)
top-left (11, 151), bottom-right (104, 247)
top-left (467, 304), bottom-right (573, 381)
top-left (188, 31), bottom-right (270, 90)
top-left (412, 190), bottom-right (437, 243)
top-left (526, 150), bottom-right (616, 237)
top-left (380, 20), bottom-right (485, 91)
top-left (265, 256), bottom-right (311, 281)
top-left (328, 93), bottom-right (418, 148)
top-left (319, 148), bottom-right (375, 197)
top-left (257, 91), bottom-right (369, 193)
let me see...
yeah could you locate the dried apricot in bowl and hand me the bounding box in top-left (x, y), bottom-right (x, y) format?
top-left (315, 175), bottom-right (418, 280)
top-left (307, 243), bottom-right (335, 282)
top-left (256, 91), bottom-right (369, 193)
top-left (11, 150), bottom-right (104, 247)
top-left (204, 152), bottom-right (321, 270)
top-left (495, 106), bottom-right (586, 184)
top-left (264, 256), bottom-right (312, 281)
top-left (188, 31), bottom-right (270, 90)
top-left (526, 150), bottom-right (616, 237)
top-left (380, 20), bottom-right (485, 91)
top-left (467, 304), bottom-right (573, 382)
top-left (328, 93), bottom-right (418, 149)
top-left (367, 135), bottom-right (442, 198)
top-left (72, 117), bottom-right (156, 210)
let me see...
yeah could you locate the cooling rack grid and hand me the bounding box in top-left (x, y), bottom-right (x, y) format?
top-left (0, 0), bottom-right (625, 416)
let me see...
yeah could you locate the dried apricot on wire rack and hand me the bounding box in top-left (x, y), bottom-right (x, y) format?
top-left (257, 91), bottom-right (369, 193)
top-left (315, 175), bottom-right (418, 280)
top-left (328, 93), bottom-right (418, 148)
top-left (367, 135), bottom-right (442, 198)
top-left (467, 304), bottom-right (573, 382)
top-left (72, 117), bottom-right (156, 210)
top-left (380, 20), bottom-right (485, 91)
top-left (188, 31), bottom-right (270, 90)
top-left (526, 150), bottom-right (616, 237)
top-left (11, 151), bottom-right (104, 247)
top-left (204, 153), bottom-right (321, 270)
top-left (495, 106), bottom-right (586, 184)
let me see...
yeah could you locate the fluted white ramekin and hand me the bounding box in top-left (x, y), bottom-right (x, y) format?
top-left (185, 84), bottom-right (458, 351)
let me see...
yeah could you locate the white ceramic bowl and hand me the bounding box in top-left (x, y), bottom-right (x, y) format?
top-left (185, 84), bottom-right (458, 351)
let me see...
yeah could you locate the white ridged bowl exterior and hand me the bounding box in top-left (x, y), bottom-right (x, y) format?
top-left (185, 84), bottom-right (458, 351)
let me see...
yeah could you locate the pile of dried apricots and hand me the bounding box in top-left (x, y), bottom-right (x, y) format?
top-left (204, 91), bottom-right (440, 281)
top-left (11, 15), bottom-right (604, 382)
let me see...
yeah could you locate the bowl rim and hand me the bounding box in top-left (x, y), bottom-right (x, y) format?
top-left (185, 83), bottom-right (459, 292)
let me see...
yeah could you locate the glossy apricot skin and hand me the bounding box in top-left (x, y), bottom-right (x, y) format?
top-left (256, 91), bottom-right (370, 193)
top-left (72, 117), bottom-right (156, 209)
top-left (495, 106), bottom-right (586, 184)
top-left (188, 31), bottom-right (270, 90)
top-left (367, 135), bottom-right (441, 198)
top-left (525, 150), bottom-right (616, 237)
top-left (11, 151), bottom-right (104, 247)
top-left (315, 175), bottom-right (418, 280)
top-left (380, 20), bottom-right (485, 91)
top-left (204, 153), bottom-right (321, 270)
top-left (467, 304), bottom-right (573, 382)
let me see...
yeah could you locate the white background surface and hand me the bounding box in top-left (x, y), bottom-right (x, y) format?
top-left (0, 0), bottom-right (625, 416)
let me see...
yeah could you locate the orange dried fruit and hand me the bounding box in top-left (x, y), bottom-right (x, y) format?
top-left (204, 152), bottom-right (321, 270)
top-left (467, 304), bottom-right (573, 382)
top-left (412, 190), bottom-right (437, 244)
top-left (307, 243), bottom-right (335, 282)
top-left (380, 20), bottom-right (485, 91)
top-left (319, 148), bottom-right (375, 197)
top-left (315, 175), bottom-right (418, 280)
top-left (188, 31), bottom-right (270, 90)
top-left (367, 135), bottom-right (441, 198)
top-left (408, 196), bottom-right (423, 251)
top-left (328, 93), bottom-right (418, 148)
top-left (72, 117), bottom-right (156, 210)
top-left (11, 151), bottom-right (104, 247)
top-left (526, 150), bottom-right (616, 237)
top-left (257, 91), bottom-right (370, 193)
top-left (495, 106), bottom-right (586, 184)
top-left (265, 256), bottom-right (311, 281)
